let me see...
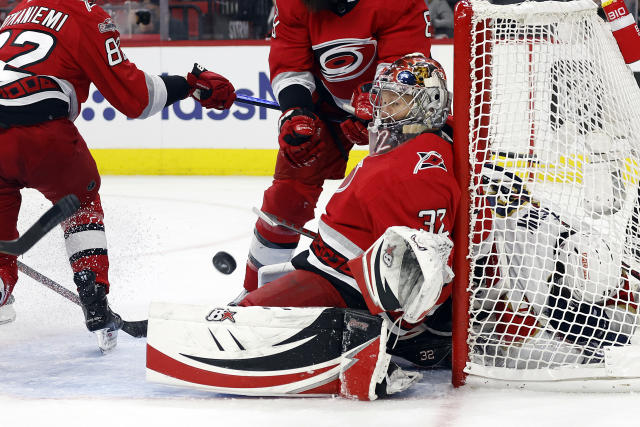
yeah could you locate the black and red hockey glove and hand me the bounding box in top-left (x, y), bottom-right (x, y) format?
top-left (340, 82), bottom-right (373, 145)
top-left (278, 107), bottom-right (327, 168)
top-left (187, 63), bottom-right (236, 110)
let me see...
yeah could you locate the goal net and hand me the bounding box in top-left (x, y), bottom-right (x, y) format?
top-left (452, 0), bottom-right (640, 390)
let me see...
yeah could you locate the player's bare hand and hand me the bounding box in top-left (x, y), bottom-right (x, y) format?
top-left (278, 108), bottom-right (326, 168)
top-left (187, 63), bottom-right (236, 110)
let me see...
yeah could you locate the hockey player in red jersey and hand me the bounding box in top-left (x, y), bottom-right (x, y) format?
top-left (0, 0), bottom-right (236, 351)
top-left (239, 0), bottom-right (434, 296)
top-left (240, 53), bottom-right (459, 367)
top-left (145, 54), bottom-right (458, 399)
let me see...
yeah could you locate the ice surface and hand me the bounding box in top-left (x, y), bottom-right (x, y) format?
top-left (2, 176), bottom-right (640, 426)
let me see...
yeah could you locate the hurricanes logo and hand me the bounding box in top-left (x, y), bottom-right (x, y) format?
top-left (206, 308), bottom-right (236, 323)
top-left (414, 151), bottom-right (447, 174)
top-left (313, 38), bottom-right (377, 83)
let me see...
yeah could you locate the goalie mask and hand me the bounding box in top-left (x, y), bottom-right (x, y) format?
top-left (368, 54), bottom-right (450, 155)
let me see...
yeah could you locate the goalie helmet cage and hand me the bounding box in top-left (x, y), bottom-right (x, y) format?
top-left (452, 0), bottom-right (640, 390)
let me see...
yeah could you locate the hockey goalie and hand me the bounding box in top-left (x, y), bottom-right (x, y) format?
top-left (146, 54), bottom-right (459, 400)
top-left (470, 164), bottom-right (640, 369)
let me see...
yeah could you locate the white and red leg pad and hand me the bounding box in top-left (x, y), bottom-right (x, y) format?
top-left (146, 304), bottom-right (391, 400)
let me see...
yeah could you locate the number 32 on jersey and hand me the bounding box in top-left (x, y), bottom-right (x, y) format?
top-left (419, 208), bottom-right (446, 234)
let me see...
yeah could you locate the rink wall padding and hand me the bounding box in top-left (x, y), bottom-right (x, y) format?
top-left (74, 43), bottom-right (453, 175)
top-left (91, 148), bottom-right (368, 175)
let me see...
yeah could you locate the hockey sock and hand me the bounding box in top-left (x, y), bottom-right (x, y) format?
top-left (243, 180), bottom-right (323, 291)
top-left (602, 0), bottom-right (640, 73)
top-left (243, 218), bottom-right (299, 292)
top-left (62, 194), bottom-right (110, 290)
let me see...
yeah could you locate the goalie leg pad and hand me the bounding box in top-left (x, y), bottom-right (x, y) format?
top-left (146, 304), bottom-right (401, 400)
top-left (257, 261), bottom-right (296, 288)
top-left (339, 310), bottom-right (391, 400)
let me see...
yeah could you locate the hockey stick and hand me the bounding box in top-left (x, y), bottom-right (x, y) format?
top-left (234, 93), bottom-right (356, 115)
top-left (252, 207), bottom-right (318, 239)
top-left (235, 93), bottom-right (280, 110)
top-left (0, 194), bottom-right (80, 256)
top-left (17, 261), bottom-right (148, 338)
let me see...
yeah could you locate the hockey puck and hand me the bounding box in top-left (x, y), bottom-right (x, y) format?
top-left (212, 251), bottom-right (237, 275)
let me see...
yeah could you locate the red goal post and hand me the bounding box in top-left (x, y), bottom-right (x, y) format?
top-left (452, 0), bottom-right (640, 390)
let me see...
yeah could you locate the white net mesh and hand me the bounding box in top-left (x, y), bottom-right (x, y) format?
top-left (463, 0), bottom-right (640, 383)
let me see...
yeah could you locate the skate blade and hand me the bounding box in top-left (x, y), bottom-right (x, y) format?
top-left (0, 314), bottom-right (16, 325)
top-left (95, 327), bottom-right (119, 354)
top-left (0, 301), bottom-right (16, 325)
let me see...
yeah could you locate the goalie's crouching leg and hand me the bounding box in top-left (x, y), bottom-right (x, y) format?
top-left (146, 304), bottom-right (421, 400)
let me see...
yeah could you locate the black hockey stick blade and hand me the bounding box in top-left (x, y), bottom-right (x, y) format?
top-left (17, 260), bottom-right (148, 339)
top-left (121, 320), bottom-right (148, 338)
top-left (0, 194), bottom-right (81, 256)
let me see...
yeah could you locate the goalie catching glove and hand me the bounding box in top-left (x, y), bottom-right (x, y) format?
top-left (187, 63), bottom-right (236, 110)
top-left (348, 226), bottom-right (454, 324)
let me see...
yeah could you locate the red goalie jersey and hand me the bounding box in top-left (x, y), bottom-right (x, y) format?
top-left (292, 132), bottom-right (459, 322)
top-left (269, 0), bottom-right (432, 109)
top-left (0, 0), bottom-right (162, 121)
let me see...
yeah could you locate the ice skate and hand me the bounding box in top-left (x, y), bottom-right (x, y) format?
top-left (74, 270), bottom-right (123, 354)
top-left (0, 294), bottom-right (16, 325)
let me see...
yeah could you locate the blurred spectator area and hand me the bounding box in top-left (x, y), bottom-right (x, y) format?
top-left (99, 0), bottom-right (272, 40)
top-left (0, 0), bottom-right (18, 26)
top-left (2, 0), bottom-right (637, 41)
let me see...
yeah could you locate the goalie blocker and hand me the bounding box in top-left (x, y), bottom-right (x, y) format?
top-left (146, 304), bottom-right (420, 400)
